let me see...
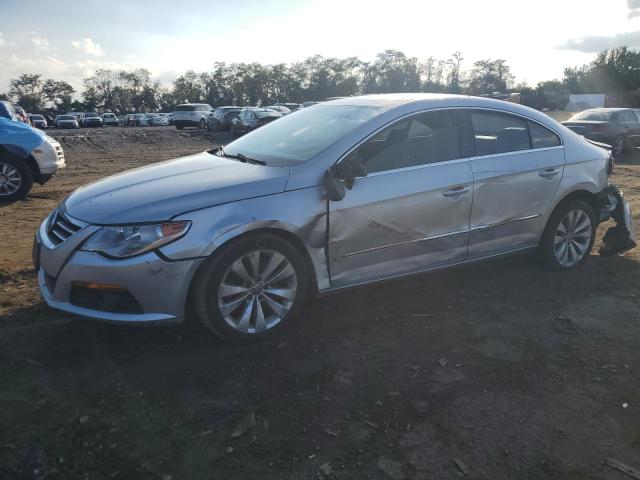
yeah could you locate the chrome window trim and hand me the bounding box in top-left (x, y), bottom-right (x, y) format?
top-left (334, 106), bottom-right (565, 176)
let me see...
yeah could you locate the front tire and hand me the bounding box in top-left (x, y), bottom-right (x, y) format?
top-left (192, 234), bottom-right (309, 344)
top-left (539, 199), bottom-right (597, 270)
top-left (0, 155), bottom-right (34, 202)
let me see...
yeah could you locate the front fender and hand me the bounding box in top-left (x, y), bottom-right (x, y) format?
top-left (158, 186), bottom-right (331, 290)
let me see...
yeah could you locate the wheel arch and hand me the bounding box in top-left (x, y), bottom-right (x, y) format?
top-left (0, 145), bottom-right (41, 182)
top-left (187, 225), bottom-right (321, 304)
top-left (550, 189), bottom-right (600, 220)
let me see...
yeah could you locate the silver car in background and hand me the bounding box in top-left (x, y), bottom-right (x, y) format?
top-left (34, 94), bottom-right (633, 343)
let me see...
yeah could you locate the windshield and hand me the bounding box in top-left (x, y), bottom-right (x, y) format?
top-left (175, 105), bottom-right (196, 111)
top-left (222, 105), bottom-right (384, 166)
top-left (85, 113), bottom-right (99, 118)
top-left (571, 110), bottom-right (616, 121)
top-left (59, 115), bottom-right (74, 120)
top-left (31, 115), bottom-right (44, 120)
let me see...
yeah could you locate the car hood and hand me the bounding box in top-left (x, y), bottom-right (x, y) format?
top-left (62, 151), bottom-right (290, 224)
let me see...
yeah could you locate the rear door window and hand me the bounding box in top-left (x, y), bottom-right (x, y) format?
top-left (470, 111), bottom-right (530, 155)
top-left (176, 105), bottom-right (196, 112)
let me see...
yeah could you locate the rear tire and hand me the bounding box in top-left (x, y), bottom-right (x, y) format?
top-left (613, 136), bottom-right (626, 157)
top-left (0, 155), bottom-right (34, 202)
top-left (199, 118), bottom-right (206, 130)
top-left (192, 233), bottom-right (309, 344)
top-left (538, 198), bottom-right (597, 270)
top-left (176, 125), bottom-right (184, 130)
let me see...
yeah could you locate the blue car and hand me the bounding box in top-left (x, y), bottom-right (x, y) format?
top-left (0, 100), bottom-right (19, 121)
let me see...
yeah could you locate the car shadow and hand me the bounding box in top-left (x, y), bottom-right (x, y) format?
top-left (6, 250), bottom-right (638, 373)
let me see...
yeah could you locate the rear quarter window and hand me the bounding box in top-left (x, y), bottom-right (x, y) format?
top-left (529, 122), bottom-right (561, 148)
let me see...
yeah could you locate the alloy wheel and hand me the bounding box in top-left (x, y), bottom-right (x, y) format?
top-left (553, 209), bottom-right (592, 267)
top-left (0, 162), bottom-right (22, 196)
top-left (217, 249), bottom-right (297, 334)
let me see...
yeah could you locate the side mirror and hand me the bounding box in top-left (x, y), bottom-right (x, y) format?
top-left (335, 154), bottom-right (367, 189)
top-left (324, 169), bottom-right (346, 201)
top-left (323, 154), bottom-right (367, 201)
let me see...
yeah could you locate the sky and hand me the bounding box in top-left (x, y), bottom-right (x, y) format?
top-left (0, 0), bottom-right (639, 95)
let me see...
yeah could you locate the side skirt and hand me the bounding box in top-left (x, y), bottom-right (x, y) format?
top-left (317, 244), bottom-right (537, 296)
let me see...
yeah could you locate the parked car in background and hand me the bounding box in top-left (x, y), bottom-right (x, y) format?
top-left (67, 112), bottom-right (85, 126)
top-left (32, 94), bottom-right (633, 344)
top-left (275, 102), bottom-right (301, 112)
top-left (14, 105), bottom-right (30, 124)
top-left (0, 101), bottom-right (19, 121)
top-left (208, 106), bottom-right (241, 131)
top-left (101, 112), bottom-right (119, 126)
top-left (167, 112), bottom-right (174, 125)
top-left (302, 101), bottom-right (319, 108)
top-left (137, 113), bottom-right (158, 126)
top-left (28, 114), bottom-right (48, 129)
top-left (117, 115), bottom-right (127, 126)
top-left (266, 105), bottom-right (292, 116)
top-left (172, 103), bottom-right (213, 130)
top-left (83, 112), bottom-right (103, 128)
top-left (562, 108), bottom-right (640, 156)
top-left (230, 107), bottom-right (282, 136)
top-left (0, 117), bottom-right (66, 201)
top-left (54, 115), bottom-right (79, 129)
top-left (126, 114), bottom-right (139, 126)
top-left (156, 113), bottom-right (170, 125)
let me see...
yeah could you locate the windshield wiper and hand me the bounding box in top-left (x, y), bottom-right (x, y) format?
top-left (211, 147), bottom-right (266, 165)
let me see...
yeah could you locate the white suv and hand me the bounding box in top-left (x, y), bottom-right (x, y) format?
top-left (0, 121), bottom-right (65, 201)
top-left (172, 103), bottom-right (213, 130)
top-left (101, 113), bottom-right (119, 126)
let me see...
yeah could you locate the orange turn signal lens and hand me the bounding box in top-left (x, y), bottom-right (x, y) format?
top-left (160, 221), bottom-right (189, 237)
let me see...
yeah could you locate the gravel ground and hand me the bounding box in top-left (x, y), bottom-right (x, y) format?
top-left (1, 125), bottom-right (639, 480)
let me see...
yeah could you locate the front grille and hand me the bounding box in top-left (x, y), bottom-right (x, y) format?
top-left (69, 284), bottom-right (143, 314)
top-left (47, 210), bottom-right (82, 246)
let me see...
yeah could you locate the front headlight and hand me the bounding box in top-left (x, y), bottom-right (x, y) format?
top-left (81, 221), bottom-right (190, 258)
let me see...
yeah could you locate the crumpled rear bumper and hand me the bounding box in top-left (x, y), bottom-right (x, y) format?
top-left (598, 185), bottom-right (636, 257)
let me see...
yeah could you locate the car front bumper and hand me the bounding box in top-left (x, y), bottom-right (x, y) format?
top-left (34, 215), bottom-right (204, 324)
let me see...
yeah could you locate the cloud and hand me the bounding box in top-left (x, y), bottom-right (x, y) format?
top-left (71, 37), bottom-right (104, 56)
top-left (629, 0), bottom-right (640, 19)
top-left (557, 30), bottom-right (640, 52)
top-left (0, 32), bottom-right (5, 47)
top-left (31, 33), bottom-right (50, 49)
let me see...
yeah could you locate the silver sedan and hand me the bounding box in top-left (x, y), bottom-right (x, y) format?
top-left (34, 94), bottom-right (634, 343)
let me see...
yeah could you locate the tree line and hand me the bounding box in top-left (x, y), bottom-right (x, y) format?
top-left (1, 47), bottom-right (638, 115)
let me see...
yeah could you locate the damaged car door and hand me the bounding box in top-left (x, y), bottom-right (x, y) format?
top-left (466, 109), bottom-right (565, 257)
top-left (327, 110), bottom-right (473, 287)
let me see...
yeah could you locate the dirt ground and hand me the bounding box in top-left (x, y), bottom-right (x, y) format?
top-left (1, 124), bottom-right (640, 480)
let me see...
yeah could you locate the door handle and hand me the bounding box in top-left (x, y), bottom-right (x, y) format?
top-left (539, 168), bottom-right (559, 178)
top-left (442, 186), bottom-right (470, 197)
